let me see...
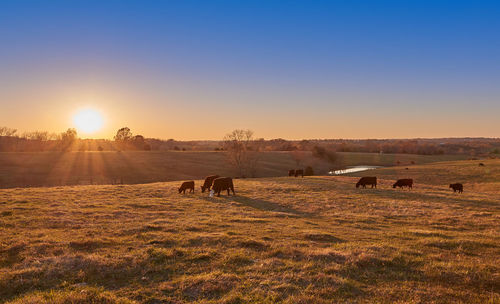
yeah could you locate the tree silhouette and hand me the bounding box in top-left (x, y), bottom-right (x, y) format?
top-left (223, 129), bottom-right (261, 177)
top-left (60, 128), bottom-right (77, 151)
top-left (0, 127), bottom-right (17, 137)
top-left (114, 127), bottom-right (133, 142)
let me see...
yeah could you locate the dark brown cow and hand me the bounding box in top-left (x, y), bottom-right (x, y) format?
top-left (178, 181), bottom-right (195, 194)
top-left (356, 177), bottom-right (377, 188)
top-left (393, 179), bottom-right (413, 189)
top-left (288, 169), bottom-right (296, 176)
top-left (479, 163), bottom-right (485, 166)
top-left (450, 183), bottom-right (463, 193)
top-left (212, 177), bottom-right (235, 197)
top-left (201, 175), bottom-right (220, 193)
top-left (295, 169), bottom-right (304, 178)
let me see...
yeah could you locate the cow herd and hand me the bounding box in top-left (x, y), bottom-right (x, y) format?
top-left (354, 176), bottom-right (464, 192)
top-left (179, 175), bottom-right (235, 197)
top-left (179, 171), bottom-right (465, 197)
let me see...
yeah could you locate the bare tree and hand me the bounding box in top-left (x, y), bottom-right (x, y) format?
top-left (22, 131), bottom-right (49, 141)
top-left (0, 127), bottom-right (17, 137)
top-left (223, 129), bottom-right (261, 177)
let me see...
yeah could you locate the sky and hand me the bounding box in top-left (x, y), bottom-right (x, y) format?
top-left (0, 0), bottom-right (499, 140)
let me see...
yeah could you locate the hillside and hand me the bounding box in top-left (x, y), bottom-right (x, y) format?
top-left (1, 160), bottom-right (498, 303)
top-left (0, 151), bottom-right (466, 188)
top-left (347, 159), bottom-right (500, 193)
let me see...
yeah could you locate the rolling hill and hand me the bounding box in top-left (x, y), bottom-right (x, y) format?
top-left (0, 160), bottom-right (498, 303)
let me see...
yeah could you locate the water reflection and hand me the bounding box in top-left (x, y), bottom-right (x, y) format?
top-left (329, 166), bottom-right (381, 175)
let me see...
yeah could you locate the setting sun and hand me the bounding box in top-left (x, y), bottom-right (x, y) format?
top-left (72, 108), bottom-right (104, 134)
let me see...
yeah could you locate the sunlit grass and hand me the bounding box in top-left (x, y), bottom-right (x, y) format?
top-left (0, 160), bottom-right (498, 303)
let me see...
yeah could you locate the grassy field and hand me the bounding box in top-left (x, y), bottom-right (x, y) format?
top-left (348, 159), bottom-right (500, 193)
top-left (1, 159), bottom-right (499, 303)
top-left (0, 151), bottom-right (467, 188)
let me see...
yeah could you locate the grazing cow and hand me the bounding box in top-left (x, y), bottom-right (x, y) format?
top-left (288, 169), bottom-right (296, 177)
top-left (212, 177), bottom-right (235, 197)
top-left (479, 163), bottom-right (485, 167)
top-left (356, 177), bottom-right (377, 188)
top-left (178, 181), bottom-right (195, 194)
top-left (295, 169), bottom-right (304, 178)
top-left (393, 179), bottom-right (413, 189)
top-left (201, 175), bottom-right (220, 193)
top-left (450, 183), bottom-right (463, 193)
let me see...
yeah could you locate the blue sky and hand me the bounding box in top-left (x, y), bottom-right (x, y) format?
top-left (0, 1), bottom-right (499, 139)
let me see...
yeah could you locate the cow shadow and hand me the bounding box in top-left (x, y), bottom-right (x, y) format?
top-left (235, 195), bottom-right (312, 217)
top-left (198, 194), bottom-right (312, 217)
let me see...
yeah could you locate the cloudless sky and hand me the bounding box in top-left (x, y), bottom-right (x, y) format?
top-left (1, 0), bottom-right (499, 139)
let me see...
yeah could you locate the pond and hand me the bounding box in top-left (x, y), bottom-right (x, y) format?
top-left (328, 165), bottom-right (381, 175)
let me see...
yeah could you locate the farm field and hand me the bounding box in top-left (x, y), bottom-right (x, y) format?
top-left (1, 160), bottom-right (498, 303)
top-left (348, 159), bottom-right (500, 193)
top-left (0, 151), bottom-right (467, 188)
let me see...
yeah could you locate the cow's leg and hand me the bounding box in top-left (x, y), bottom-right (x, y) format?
top-left (217, 190), bottom-right (221, 197)
top-left (227, 189), bottom-right (230, 195)
top-left (231, 186), bottom-right (235, 195)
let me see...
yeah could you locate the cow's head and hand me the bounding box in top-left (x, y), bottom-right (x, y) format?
top-left (449, 184), bottom-right (453, 188)
top-left (392, 183), bottom-right (397, 188)
top-left (356, 183), bottom-right (360, 188)
top-left (201, 185), bottom-right (206, 193)
top-left (178, 187), bottom-right (183, 193)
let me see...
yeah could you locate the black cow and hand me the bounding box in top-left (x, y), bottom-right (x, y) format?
top-left (212, 177), bottom-right (235, 197)
top-left (201, 175), bottom-right (220, 193)
top-left (288, 169), bottom-right (296, 177)
top-left (356, 177), bottom-right (377, 188)
top-left (450, 183), bottom-right (463, 193)
top-left (393, 179), bottom-right (413, 189)
top-left (295, 169), bottom-right (304, 178)
top-left (479, 163), bottom-right (485, 167)
top-left (178, 181), bottom-right (195, 194)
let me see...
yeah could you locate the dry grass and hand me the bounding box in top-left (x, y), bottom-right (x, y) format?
top-left (0, 160), bottom-right (498, 303)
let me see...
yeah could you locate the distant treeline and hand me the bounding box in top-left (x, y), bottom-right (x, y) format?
top-left (1, 126), bottom-right (499, 156)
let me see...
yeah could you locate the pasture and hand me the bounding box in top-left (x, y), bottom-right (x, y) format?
top-left (348, 159), bottom-right (500, 193)
top-left (0, 151), bottom-right (466, 188)
top-left (1, 160), bottom-right (499, 303)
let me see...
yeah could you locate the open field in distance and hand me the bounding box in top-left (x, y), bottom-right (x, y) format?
top-left (348, 159), bottom-right (500, 193)
top-left (0, 151), bottom-right (467, 188)
top-left (0, 160), bottom-right (498, 303)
